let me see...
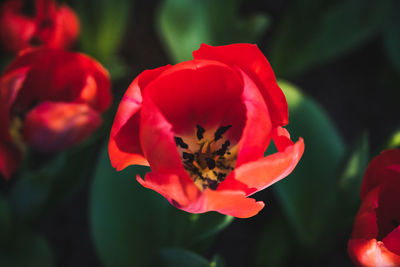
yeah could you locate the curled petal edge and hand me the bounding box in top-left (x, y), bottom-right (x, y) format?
top-left (348, 238), bottom-right (400, 267)
top-left (234, 137), bottom-right (304, 194)
top-left (109, 65), bottom-right (171, 171)
top-left (137, 173), bottom-right (264, 218)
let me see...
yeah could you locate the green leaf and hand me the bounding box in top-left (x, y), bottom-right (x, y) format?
top-left (90, 143), bottom-right (169, 267)
top-left (0, 195), bottom-right (11, 246)
top-left (383, 0), bottom-right (400, 72)
top-left (157, 0), bottom-right (270, 62)
top-left (252, 214), bottom-right (291, 267)
top-left (273, 81), bottom-right (346, 248)
top-left (0, 231), bottom-right (53, 267)
top-left (337, 134), bottom-right (369, 223)
top-left (71, 0), bottom-right (131, 77)
top-left (166, 209), bottom-right (234, 247)
top-left (8, 141), bottom-right (99, 222)
top-left (270, 0), bottom-right (392, 77)
top-left (386, 129), bottom-right (400, 149)
top-left (160, 248), bottom-right (224, 267)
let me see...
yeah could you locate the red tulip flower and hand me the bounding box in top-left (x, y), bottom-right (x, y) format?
top-left (0, 48), bottom-right (112, 179)
top-left (0, 0), bottom-right (79, 53)
top-left (348, 149), bottom-right (400, 266)
top-left (109, 43), bottom-right (304, 218)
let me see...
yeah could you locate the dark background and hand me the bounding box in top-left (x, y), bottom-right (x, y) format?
top-left (1, 0), bottom-right (399, 266)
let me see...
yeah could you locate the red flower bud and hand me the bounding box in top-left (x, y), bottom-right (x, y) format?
top-left (348, 149), bottom-right (400, 266)
top-left (0, 48), bottom-right (112, 179)
top-left (109, 43), bottom-right (304, 218)
top-left (0, 0), bottom-right (79, 53)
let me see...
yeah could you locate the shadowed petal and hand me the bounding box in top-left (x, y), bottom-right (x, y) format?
top-left (109, 65), bottom-right (171, 171)
top-left (361, 149), bottom-right (400, 199)
top-left (235, 67), bottom-right (271, 166)
top-left (193, 43), bottom-right (288, 127)
top-left (146, 59), bottom-right (244, 137)
top-left (383, 226), bottom-right (400, 256)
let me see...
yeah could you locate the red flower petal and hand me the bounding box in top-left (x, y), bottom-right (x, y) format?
top-left (195, 189), bottom-right (265, 218)
top-left (351, 186), bottom-right (380, 239)
top-left (383, 226), bottom-right (400, 256)
top-left (0, 0), bottom-right (36, 52)
top-left (0, 0), bottom-right (79, 53)
top-left (139, 94), bottom-right (184, 173)
top-left (220, 137), bottom-right (304, 194)
top-left (23, 101), bottom-right (101, 152)
top-left (0, 67), bottom-right (28, 179)
top-left (109, 65), bottom-right (171, 171)
top-left (193, 43), bottom-right (288, 128)
top-left (34, 2), bottom-right (79, 49)
top-left (4, 49), bottom-right (111, 113)
top-left (137, 172), bottom-right (200, 208)
top-left (137, 173), bottom-right (264, 218)
top-left (0, 67), bottom-right (29, 138)
top-left (146, 59), bottom-right (245, 137)
top-left (235, 67), bottom-right (272, 166)
top-left (361, 149), bottom-right (400, 199)
top-left (348, 239), bottom-right (400, 266)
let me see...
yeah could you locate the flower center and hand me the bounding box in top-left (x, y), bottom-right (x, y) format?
top-left (174, 124), bottom-right (237, 190)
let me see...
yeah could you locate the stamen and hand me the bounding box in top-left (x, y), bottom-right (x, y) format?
top-left (196, 125), bottom-right (205, 140)
top-left (174, 136), bottom-right (188, 149)
top-left (182, 152), bottom-right (194, 163)
top-left (205, 158), bottom-right (216, 170)
top-left (177, 124), bottom-right (237, 191)
top-left (214, 125), bottom-right (231, 141)
top-left (216, 140), bottom-right (230, 156)
top-left (206, 179), bottom-right (218, 190)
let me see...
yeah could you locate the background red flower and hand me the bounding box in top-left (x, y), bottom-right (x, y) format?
top-left (348, 149), bottom-right (400, 266)
top-left (0, 0), bottom-right (79, 53)
top-left (0, 48), bottom-right (112, 179)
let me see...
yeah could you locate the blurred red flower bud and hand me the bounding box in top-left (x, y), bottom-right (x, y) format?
top-left (0, 0), bottom-right (79, 53)
top-left (109, 43), bottom-right (304, 218)
top-left (0, 48), bottom-right (112, 179)
top-left (348, 149), bottom-right (400, 266)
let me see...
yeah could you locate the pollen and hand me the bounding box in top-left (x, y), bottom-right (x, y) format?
top-left (174, 125), bottom-right (237, 190)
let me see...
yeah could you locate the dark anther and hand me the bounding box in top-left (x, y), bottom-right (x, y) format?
top-left (207, 179), bottom-right (219, 190)
top-left (216, 140), bottom-right (230, 155)
top-left (196, 125), bottom-right (205, 140)
top-left (174, 136), bottom-right (188, 149)
top-left (182, 152), bottom-right (194, 163)
top-left (217, 173), bottom-right (226, 181)
top-left (214, 125), bottom-right (232, 141)
top-left (205, 158), bottom-right (216, 170)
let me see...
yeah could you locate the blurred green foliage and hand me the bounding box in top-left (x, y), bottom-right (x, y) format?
top-left (72, 0), bottom-right (131, 78)
top-left (275, 81), bottom-right (346, 249)
top-left (270, 0), bottom-right (393, 77)
top-left (160, 248), bottom-right (225, 267)
top-left (157, 0), bottom-right (269, 62)
top-left (0, 230), bottom-right (53, 267)
top-left (91, 144), bottom-right (233, 266)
